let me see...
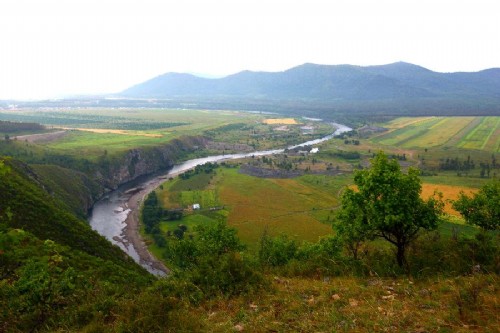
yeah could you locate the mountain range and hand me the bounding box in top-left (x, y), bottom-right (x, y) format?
top-left (120, 62), bottom-right (500, 117)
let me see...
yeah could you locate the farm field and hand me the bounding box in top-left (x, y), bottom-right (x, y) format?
top-left (153, 163), bottom-right (484, 254)
top-left (420, 183), bottom-right (477, 216)
top-left (219, 169), bottom-right (342, 248)
top-left (262, 118), bottom-right (298, 125)
top-left (371, 116), bottom-right (499, 152)
top-left (155, 167), bottom-right (355, 251)
top-left (0, 108), bottom-right (332, 157)
top-left (457, 116), bottom-right (500, 151)
top-left (0, 108), bottom-right (261, 156)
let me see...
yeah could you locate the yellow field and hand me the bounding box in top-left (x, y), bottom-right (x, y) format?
top-left (263, 118), bottom-right (298, 125)
top-left (421, 183), bottom-right (476, 216)
top-left (350, 183), bottom-right (476, 217)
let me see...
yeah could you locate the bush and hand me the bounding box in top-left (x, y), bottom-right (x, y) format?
top-left (164, 222), bottom-right (266, 297)
top-left (259, 233), bottom-right (298, 267)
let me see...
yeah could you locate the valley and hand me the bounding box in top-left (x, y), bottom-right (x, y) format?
top-left (1, 109), bottom-right (498, 332)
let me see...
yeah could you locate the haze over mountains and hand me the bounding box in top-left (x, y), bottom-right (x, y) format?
top-left (121, 62), bottom-right (500, 117)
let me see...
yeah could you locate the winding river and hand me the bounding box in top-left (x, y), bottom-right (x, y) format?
top-left (89, 122), bottom-right (352, 276)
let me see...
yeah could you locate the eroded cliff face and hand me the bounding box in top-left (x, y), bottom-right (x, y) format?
top-left (95, 136), bottom-right (207, 190)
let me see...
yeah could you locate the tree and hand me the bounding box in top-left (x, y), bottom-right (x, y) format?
top-left (452, 180), bottom-right (499, 231)
top-left (336, 152), bottom-right (443, 267)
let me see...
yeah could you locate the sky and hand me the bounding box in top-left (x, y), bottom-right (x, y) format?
top-left (0, 0), bottom-right (499, 99)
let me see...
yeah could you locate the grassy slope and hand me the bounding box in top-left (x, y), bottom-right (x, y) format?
top-left (195, 274), bottom-right (499, 332)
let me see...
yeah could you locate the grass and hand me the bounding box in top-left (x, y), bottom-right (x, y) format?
top-left (156, 167), bottom-right (346, 252)
top-left (195, 274), bottom-right (500, 332)
top-left (43, 130), bottom-right (173, 157)
top-left (155, 163), bottom-right (486, 253)
top-left (1, 108), bottom-right (266, 157)
top-left (218, 169), bottom-right (341, 250)
top-left (438, 220), bottom-right (479, 238)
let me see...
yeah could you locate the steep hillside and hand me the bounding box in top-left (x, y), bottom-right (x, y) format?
top-left (0, 157), bottom-right (144, 268)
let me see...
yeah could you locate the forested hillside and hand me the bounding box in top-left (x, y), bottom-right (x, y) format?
top-left (120, 62), bottom-right (500, 117)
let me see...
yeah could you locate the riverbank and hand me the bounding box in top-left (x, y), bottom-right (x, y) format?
top-left (89, 122), bottom-right (353, 276)
top-left (121, 177), bottom-right (170, 276)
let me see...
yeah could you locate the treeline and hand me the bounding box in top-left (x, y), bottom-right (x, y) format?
top-left (179, 162), bottom-right (218, 180)
top-left (439, 155), bottom-right (498, 177)
top-left (0, 120), bottom-right (45, 133)
top-left (142, 191), bottom-right (183, 247)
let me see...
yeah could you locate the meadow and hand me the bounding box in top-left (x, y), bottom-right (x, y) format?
top-left (152, 165), bottom-right (483, 255)
top-left (153, 167), bottom-right (356, 251)
top-left (0, 108), bottom-right (333, 158)
top-left (143, 115), bottom-right (500, 255)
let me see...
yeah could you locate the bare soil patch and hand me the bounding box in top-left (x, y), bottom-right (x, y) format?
top-left (14, 130), bottom-right (68, 143)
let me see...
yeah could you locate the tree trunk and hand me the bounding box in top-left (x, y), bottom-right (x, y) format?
top-left (396, 243), bottom-right (406, 267)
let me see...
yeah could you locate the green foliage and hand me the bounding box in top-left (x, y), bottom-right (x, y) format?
top-left (452, 180), bottom-right (500, 230)
top-left (31, 164), bottom-right (102, 218)
top-left (142, 191), bottom-right (162, 234)
top-left (0, 228), bottom-right (152, 332)
top-left (164, 221), bottom-right (265, 297)
top-left (0, 120), bottom-right (45, 133)
top-left (407, 231), bottom-right (499, 276)
top-left (336, 152), bottom-right (443, 267)
top-left (0, 157), bottom-right (145, 273)
top-left (259, 232), bottom-right (298, 267)
top-left (334, 189), bottom-right (373, 260)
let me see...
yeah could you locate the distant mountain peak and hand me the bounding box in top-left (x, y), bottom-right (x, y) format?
top-left (120, 62), bottom-right (500, 115)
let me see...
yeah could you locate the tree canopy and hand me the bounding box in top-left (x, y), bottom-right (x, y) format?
top-left (336, 152), bottom-right (443, 267)
top-left (452, 180), bottom-right (500, 231)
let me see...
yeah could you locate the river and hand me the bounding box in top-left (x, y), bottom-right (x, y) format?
top-left (89, 122), bottom-right (352, 275)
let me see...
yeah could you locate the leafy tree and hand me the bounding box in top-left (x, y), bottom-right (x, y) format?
top-left (334, 189), bottom-right (372, 260)
top-left (336, 152), bottom-right (443, 267)
top-left (142, 191), bottom-right (162, 234)
top-left (452, 180), bottom-right (500, 231)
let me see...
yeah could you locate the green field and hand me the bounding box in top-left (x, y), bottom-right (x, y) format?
top-left (371, 116), bottom-right (499, 152)
top-left (457, 116), bottom-right (500, 151)
top-left (0, 108), bottom-right (332, 158)
top-left (155, 167), bottom-right (355, 251)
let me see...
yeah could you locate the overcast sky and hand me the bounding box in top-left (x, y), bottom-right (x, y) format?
top-left (1, 0), bottom-right (499, 99)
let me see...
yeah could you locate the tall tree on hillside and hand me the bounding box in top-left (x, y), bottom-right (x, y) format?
top-left (336, 152), bottom-right (443, 267)
top-left (452, 180), bottom-right (500, 231)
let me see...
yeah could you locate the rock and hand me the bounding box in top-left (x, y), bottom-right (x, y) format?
top-left (234, 324), bottom-right (244, 331)
top-left (381, 295), bottom-right (395, 301)
top-left (331, 294), bottom-right (341, 301)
